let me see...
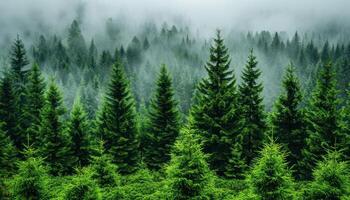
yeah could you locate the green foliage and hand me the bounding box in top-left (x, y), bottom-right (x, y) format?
top-left (166, 128), bottom-right (213, 200)
top-left (0, 71), bottom-right (21, 150)
top-left (239, 49), bottom-right (266, 166)
top-left (9, 151), bottom-right (50, 200)
top-left (270, 65), bottom-right (305, 178)
top-left (190, 30), bottom-right (242, 177)
top-left (62, 168), bottom-right (102, 200)
top-left (0, 123), bottom-right (16, 177)
top-left (303, 151), bottom-right (350, 200)
top-left (38, 80), bottom-right (72, 175)
top-left (246, 142), bottom-right (296, 200)
top-left (67, 98), bottom-right (93, 168)
top-left (303, 62), bottom-right (342, 179)
top-left (23, 63), bottom-right (46, 147)
top-left (97, 62), bottom-right (140, 174)
top-left (10, 35), bottom-right (29, 83)
top-left (340, 86), bottom-right (350, 159)
top-left (68, 20), bottom-right (87, 67)
top-left (144, 65), bottom-right (180, 170)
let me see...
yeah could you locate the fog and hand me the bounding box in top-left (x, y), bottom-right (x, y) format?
top-left (1, 0), bottom-right (349, 42)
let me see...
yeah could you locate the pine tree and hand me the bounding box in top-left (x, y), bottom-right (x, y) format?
top-left (340, 86), bottom-right (350, 159)
top-left (303, 151), bottom-right (350, 199)
top-left (303, 62), bottom-right (342, 179)
top-left (247, 142), bottom-right (296, 200)
top-left (39, 80), bottom-right (72, 175)
top-left (144, 65), bottom-right (180, 170)
top-left (10, 35), bottom-right (29, 84)
top-left (166, 129), bottom-right (213, 200)
top-left (97, 62), bottom-right (140, 174)
top-left (270, 65), bottom-right (305, 177)
top-left (22, 63), bottom-right (46, 147)
top-left (239, 49), bottom-right (266, 166)
top-left (9, 149), bottom-right (50, 200)
top-left (62, 168), bottom-right (102, 200)
top-left (0, 123), bottom-right (16, 177)
top-left (0, 71), bottom-right (21, 150)
top-left (68, 20), bottom-right (87, 67)
top-left (67, 97), bottom-right (93, 168)
top-left (190, 30), bottom-right (241, 177)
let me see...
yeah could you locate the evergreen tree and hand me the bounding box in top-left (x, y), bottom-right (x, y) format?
top-left (22, 63), bottom-right (46, 147)
top-left (97, 62), bottom-right (140, 174)
top-left (39, 80), bottom-right (72, 175)
top-left (239, 49), bottom-right (266, 166)
top-left (10, 35), bottom-right (29, 84)
top-left (303, 151), bottom-right (350, 200)
top-left (62, 168), bottom-right (102, 200)
top-left (0, 123), bottom-right (16, 177)
top-left (247, 142), bottom-right (296, 200)
top-left (340, 85), bottom-right (350, 159)
top-left (0, 72), bottom-right (21, 150)
top-left (9, 150), bottom-right (50, 200)
top-left (68, 20), bottom-right (87, 67)
top-left (67, 97), bottom-right (93, 168)
top-left (270, 65), bottom-right (305, 177)
top-left (303, 62), bottom-right (342, 179)
top-left (190, 30), bottom-right (241, 177)
top-left (166, 129), bottom-right (213, 200)
top-left (144, 65), bottom-right (180, 170)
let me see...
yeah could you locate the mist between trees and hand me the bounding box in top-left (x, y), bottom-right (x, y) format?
top-left (0, 16), bottom-right (350, 199)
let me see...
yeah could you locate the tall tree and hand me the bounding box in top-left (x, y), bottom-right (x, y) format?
top-left (144, 65), bottom-right (180, 170)
top-left (190, 30), bottom-right (241, 177)
top-left (39, 80), bottom-right (72, 175)
top-left (339, 85), bottom-right (350, 159)
top-left (166, 129), bottom-right (213, 200)
top-left (246, 142), bottom-right (296, 200)
top-left (303, 62), bottom-right (342, 179)
top-left (68, 20), bottom-right (87, 67)
top-left (239, 49), bottom-right (266, 166)
top-left (67, 97), bottom-right (93, 168)
top-left (10, 35), bottom-right (29, 84)
top-left (270, 65), bottom-right (305, 177)
top-left (0, 72), bottom-right (21, 150)
top-left (97, 62), bottom-right (140, 174)
top-left (22, 63), bottom-right (46, 147)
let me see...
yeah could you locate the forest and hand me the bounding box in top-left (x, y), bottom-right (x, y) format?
top-left (1, 0), bottom-right (350, 199)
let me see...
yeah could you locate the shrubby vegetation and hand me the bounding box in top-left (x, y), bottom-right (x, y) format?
top-left (0, 18), bottom-right (350, 199)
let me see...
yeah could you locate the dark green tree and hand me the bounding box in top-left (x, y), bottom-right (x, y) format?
top-left (39, 80), bottom-right (72, 175)
top-left (67, 98), bottom-right (93, 168)
top-left (0, 71), bottom-right (21, 150)
top-left (270, 65), bottom-right (305, 177)
top-left (303, 62), bottom-right (342, 179)
top-left (22, 63), bottom-right (46, 147)
top-left (97, 62), bottom-right (140, 174)
top-left (190, 30), bottom-right (241, 177)
top-left (247, 142), bottom-right (296, 200)
top-left (239, 49), bottom-right (266, 166)
top-left (303, 151), bottom-right (350, 200)
top-left (10, 35), bottom-right (29, 84)
top-left (144, 65), bottom-right (180, 170)
top-left (0, 123), bottom-right (16, 177)
top-left (166, 129), bottom-right (213, 200)
top-left (340, 85), bottom-right (350, 159)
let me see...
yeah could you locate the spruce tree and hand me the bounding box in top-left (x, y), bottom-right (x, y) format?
top-left (144, 65), bottom-right (180, 170)
top-left (67, 97), bottom-right (92, 168)
top-left (270, 65), bottom-right (305, 177)
top-left (239, 49), bottom-right (266, 166)
top-left (166, 129), bottom-right (213, 200)
top-left (9, 150), bottom-right (50, 200)
top-left (10, 35), bottom-right (29, 84)
top-left (97, 62), bottom-right (140, 174)
top-left (303, 62), bottom-right (342, 179)
top-left (22, 63), bottom-right (46, 147)
top-left (68, 20), bottom-right (87, 67)
top-left (190, 30), bottom-right (241, 177)
top-left (0, 71), bottom-right (21, 150)
top-left (247, 142), bottom-right (296, 200)
top-left (303, 151), bottom-right (350, 199)
top-left (0, 123), bottom-right (16, 177)
top-left (340, 86), bottom-right (350, 159)
top-left (39, 80), bottom-right (72, 175)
